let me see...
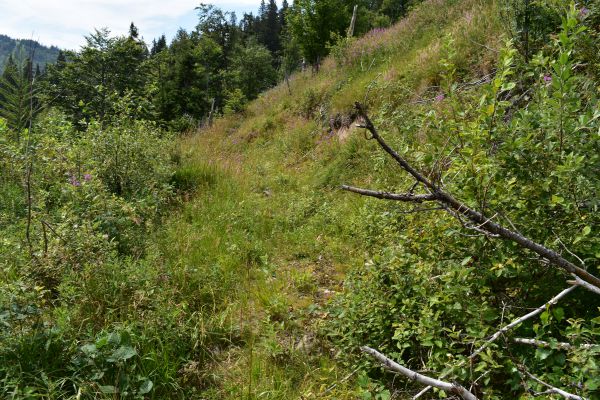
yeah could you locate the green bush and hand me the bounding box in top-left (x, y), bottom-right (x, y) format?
top-left (326, 5), bottom-right (600, 397)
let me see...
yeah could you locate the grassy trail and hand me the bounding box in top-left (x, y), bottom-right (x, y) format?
top-left (158, 0), bottom-right (500, 397)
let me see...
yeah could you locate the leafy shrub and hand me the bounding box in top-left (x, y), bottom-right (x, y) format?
top-left (297, 87), bottom-right (328, 119)
top-left (223, 88), bottom-right (248, 115)
top-left (326, 4), bottom-right (600, 398)
top-left (72, 330), bottom-right (154, 399)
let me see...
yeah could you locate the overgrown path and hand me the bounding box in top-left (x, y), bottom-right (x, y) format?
top-left (157, 0), bottom-right (502, 396)
top-left (158, 124), bottom-right (369, 398)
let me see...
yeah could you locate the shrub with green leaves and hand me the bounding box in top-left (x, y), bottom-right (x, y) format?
top-left (326, 3), bottom-right (600, 398)
top-left (0, 99), bottom-right (177, 397)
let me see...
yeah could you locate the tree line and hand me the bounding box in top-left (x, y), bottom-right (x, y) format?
top-left (0, 0), bottom-right (421, 131)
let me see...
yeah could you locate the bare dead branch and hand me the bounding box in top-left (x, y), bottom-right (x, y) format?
top-left (25, 160), bottom-right (34, 259)
top-left (41, 220), bottom-right (67, 244)
top-left (555, 232), bottom-right (586, 268)
top-left (568, 276), bottom-right (600, 296)
top-left (514, 338), bottom-right (595, 351)
top-left (415, 283), bottom-right (580, 399)
top-left (469, 284), bottom-right (578, 359)
top-left (395, 207), bottom-right (445, 214)
top-left (361, 346), bottom-right (478, 400)
top-left (349, 102), bottom-right (600, 289)
top-left (341, 185), bottom-right (436, 202)
top-left (522, 370), bottom-right (586, 400)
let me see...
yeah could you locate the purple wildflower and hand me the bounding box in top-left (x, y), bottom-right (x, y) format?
top-left (69, 175), bottom-right (81, 187)
top-left (543, 75), bottom-right (552, 84)
top-left (84, 173), bottom-right (92, 182)
top-left (579, 7), bottom-right (590, 18)
top-left (435, 94), bottom-right (445, 102)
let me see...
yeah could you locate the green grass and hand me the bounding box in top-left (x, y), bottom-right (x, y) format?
top-left (0, 0), bottom-right (504, 398)
top-left (157, 0), bottom-right (503, 397)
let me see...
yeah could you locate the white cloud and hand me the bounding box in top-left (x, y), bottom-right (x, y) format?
top-left (0, 0), bottom-right (264, 49)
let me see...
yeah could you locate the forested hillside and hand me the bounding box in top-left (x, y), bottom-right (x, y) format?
top-left (1, 0), bottom-right (599, 399)
top-left (0, 34), bottom-right (60, 74)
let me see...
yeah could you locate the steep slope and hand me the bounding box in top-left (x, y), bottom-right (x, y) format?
top-left (164, 0), bottom-right (504, 397)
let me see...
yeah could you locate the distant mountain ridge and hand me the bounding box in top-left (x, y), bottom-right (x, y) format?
top-left (0, 34), bottom-right (60, 73)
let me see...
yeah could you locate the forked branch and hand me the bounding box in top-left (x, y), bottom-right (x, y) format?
top-left (469, 284), bottom-right (578, 359)
top-left (521, 369), bottom-right (586, 400)
top-left (345, 102), bottom-right (600, 289)
top-left (361, 346), bottom-right (478, 400)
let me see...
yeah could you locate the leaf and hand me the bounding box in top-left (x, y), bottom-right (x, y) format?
top-left (552, 307), bottom-right (564, 322)
top-left (91, 371), bottom-right (104, 380)
top-left (377, 390), bottom-right (391, 400)
top-left (535, 348), bottom-right (552, 360)
top-left (551, 195), bottom-right (564, 205)
top-left (107, 345), bottom-right (136, 363)
top-left (81, 344), bottom-right (97, 355)
top-left (95, 335), bottom-right (109, 349)
top-left (99, 385), bottom-right (116, 394)
top-left (139, 379), bottom-right (153, 395)
top-left (586, 377), bottom-right (600, 391)
top-left (501, 82), bottom-right (516, 91)
top-left (107, 331), bottom-right (121, 346)
top-left (582, 226), bottom-right (591, 236)
top-left (540, 311), bottom-right (550, 325)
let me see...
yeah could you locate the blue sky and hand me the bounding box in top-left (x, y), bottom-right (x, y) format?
top-left (1, 1), bottom-right (268, 50)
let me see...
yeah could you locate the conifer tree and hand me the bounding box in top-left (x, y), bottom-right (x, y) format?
top-left (262, 0), bottom-right (281, 56)
top-left (0, 56), bottom-right (37, 137)
top-left (280, 0), bottom-right (289, 28)
top-left (151, 35), bottom-right (167, 56)
top-left (129, 22), bottom-right (140, 39)
top-left (44, 29), bottom-right (151, 125)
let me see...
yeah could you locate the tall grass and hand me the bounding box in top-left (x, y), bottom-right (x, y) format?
top-left (0, 0), bottom-right (503, 398)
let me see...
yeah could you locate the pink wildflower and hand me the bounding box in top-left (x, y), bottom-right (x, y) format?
top-left (69, 175), bottom-right (81, 187)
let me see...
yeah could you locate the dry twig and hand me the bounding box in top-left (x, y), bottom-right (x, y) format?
top-left (361, 346), bottom-right (478, 400)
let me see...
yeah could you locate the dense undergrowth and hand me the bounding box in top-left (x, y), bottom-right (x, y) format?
top-left (1, 0), bottom-right (600, 399)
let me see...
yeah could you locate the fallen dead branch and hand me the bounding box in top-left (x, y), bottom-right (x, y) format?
top-left (361, 346), bottom-right (478, 400)
top-left (413, 282), bottom-right (581, 399)
top-left (344, 102), bottom-right (600, 290)
top-left (469, 284), bottom-right (578, 359)
top-left (521, 369), bottom-right (586, 400)
top-left (343, 103), bottom-right (600, 399)
top-left (514, 338), bottom-right (595, 351)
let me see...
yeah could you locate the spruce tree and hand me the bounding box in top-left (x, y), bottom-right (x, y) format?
top-left (129, 22), bottom-right (140, 39)
top-left (280, 0), bottom-right (289, 28)
top-left (151, 35), bottom-right (167, 56)
top-left (262, 0), bottom-right (281, 56)
top-left (0, 56), bottom-right (37, 137)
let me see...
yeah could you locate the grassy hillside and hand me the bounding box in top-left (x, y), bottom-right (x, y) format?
top-left (171, 0), bottom-right (600, 397)
top-left (2, 0), bottom-right (598, 398)
top-left (167, 0), bottom-right (503, 397)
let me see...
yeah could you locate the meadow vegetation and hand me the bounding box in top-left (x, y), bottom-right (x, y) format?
top-left (1, 0), bottom-right (599, 399)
